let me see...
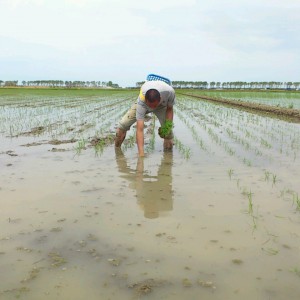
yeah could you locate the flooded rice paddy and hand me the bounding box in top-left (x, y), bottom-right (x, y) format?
top-left (185, 89), bottom-right (300, 109)
top-left (1, 89), bottom-right (300, 299)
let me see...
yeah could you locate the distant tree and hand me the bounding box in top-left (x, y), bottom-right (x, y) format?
top-left (4, 80), bottom-right (18, 87)
top-left (293, 82), bottom-right (300, 90)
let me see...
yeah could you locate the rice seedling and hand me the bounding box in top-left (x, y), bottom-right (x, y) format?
top-left (94, 139), bottom-right (106, 156)
top-left (251, 214), bottom-right (257, 230)
top-left (224, 144), bottom-right (236, 156)
top-left (290, 267), bottom-right (300, 277)
top-left (243, 158), bottom-right (252, 167)
top-left (247, 190), bottom-right (254, 215)
top-left (74, 139), bottom-right (86, 155)
top-left (122, 133), bottom-right (136, 151)
top-left (174, 137), bottom-right (192, 160)
top-left (227, 169), bottom-right (234, 179)
top-left (272, 174), bottom-right (277, 185)
top-left (262, 247), bottom-right (279, 256)
top-left (293, 193), bottom-right (300, 210)
top-left (264, 170), bottom-right (270, 181)
top-left (260, 138), bottom-right (272, 149)
top-left (255, 149), bottom-right (263, 156)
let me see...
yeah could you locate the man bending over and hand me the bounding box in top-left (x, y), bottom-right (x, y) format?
top-left (115, 80), bottom-right (175, 157)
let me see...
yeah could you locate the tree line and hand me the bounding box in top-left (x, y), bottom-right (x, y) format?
top-left (1, 80), bottom-right (300, 90)
top-left (0, 80), bottom-right (120, 88)
top-left (136, 81), bottom-right (300, 90)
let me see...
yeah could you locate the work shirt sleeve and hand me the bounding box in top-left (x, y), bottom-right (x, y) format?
top-left (136, 101), bottom-right (147, 120)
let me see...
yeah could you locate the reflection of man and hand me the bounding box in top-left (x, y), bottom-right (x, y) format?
top-left (115, 149), bottom-right (173, 219)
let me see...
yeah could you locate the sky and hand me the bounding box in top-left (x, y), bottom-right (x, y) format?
top-left (0, 0), bottom-right (299, 87)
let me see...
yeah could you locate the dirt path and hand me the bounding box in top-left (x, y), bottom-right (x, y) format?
top-left (178, 92), bottom-right (300, 123)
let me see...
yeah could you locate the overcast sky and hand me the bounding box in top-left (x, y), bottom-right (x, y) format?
top-left (0, 0), bottom-right (299, 87)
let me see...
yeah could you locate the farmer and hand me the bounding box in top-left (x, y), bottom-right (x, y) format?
top-left (115, 79), bottom-right (175, 157)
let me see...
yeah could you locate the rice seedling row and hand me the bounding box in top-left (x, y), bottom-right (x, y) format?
top-left (1, 96), bottom-right (134, 140)
top-left (176, 96), bottom-right (300, 170)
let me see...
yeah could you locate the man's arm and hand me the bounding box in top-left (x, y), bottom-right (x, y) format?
top-left (166, 106), bottom-right (174, 121)
top-left (136, 120), bottom-right (145, 157)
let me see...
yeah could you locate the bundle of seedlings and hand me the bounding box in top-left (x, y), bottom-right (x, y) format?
top-left (158, 120), bottom-right (173, 138)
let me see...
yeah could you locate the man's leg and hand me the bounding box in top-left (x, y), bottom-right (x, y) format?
top-left (115, 128), bottom-right (127, 147)
top-left (115, 103), bottom-right (137, 147)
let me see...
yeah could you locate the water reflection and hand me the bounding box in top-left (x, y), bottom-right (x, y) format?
top-left (115, 149), bottom-right (174, 219)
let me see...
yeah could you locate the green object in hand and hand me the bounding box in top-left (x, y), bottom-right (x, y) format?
top-left (159, 120), bottom-right (173, 138)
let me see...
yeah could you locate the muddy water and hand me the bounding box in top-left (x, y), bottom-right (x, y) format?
top-left (1, 98), bottom-right (300, 299)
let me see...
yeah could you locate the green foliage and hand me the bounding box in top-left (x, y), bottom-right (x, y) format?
top-left (293, 193), bottom-right (300, 210)
top-left (174, 137), bottom-right (191, 159)
top-left (227, 169), bottom-right (234, 179)
top-left (159, 120), bottom-right (173, 138)
top-left (74, 139), bottom-right (86, 155)
top-left (290, 267), bottom-right (300, 277)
